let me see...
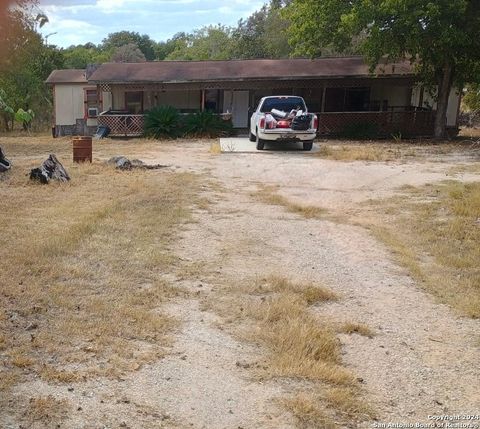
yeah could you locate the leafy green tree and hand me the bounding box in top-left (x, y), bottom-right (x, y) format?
top-left (154, 33), bottom-right (189, 60)
top-left (62, 44), bottom-right (110, 69)
top-left (232, 0), bottom-right (292, 59)
top-left (102, 31), bottom-right (156, 60)
top-left (285, 0), bottom-right (480, 138)
top-left (111, 43), bottom-right (146, 63)
top-left (0, 1), bottom-right (63, 131)
top-left (166, 26), bottom-right (235, 61)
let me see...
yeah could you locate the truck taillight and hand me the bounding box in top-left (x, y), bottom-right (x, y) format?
top-left (313, 115), bottom-right (318, 130)
top-left (259, 117), bottom-right (266, 129)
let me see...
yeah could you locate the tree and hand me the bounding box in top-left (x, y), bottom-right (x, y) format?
top-left (154, 32), bottom-right (188, 60)
top-left (111, 43), bottom-right (146, 63)
top-left (102, 31), bottom-right (156, 60)
top-left (232, 0), bottom-right (292, 59)
top-left (0, 0), bottom-right (63, 131)
top-left (62, 44), bottom-right (110, 69)
top-left (285, 0), bottom-right (480, 138)
top-left (166, 26), bottom-right (235, 61)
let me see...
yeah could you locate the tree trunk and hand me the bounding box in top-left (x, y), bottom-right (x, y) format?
top-left (434, 63), bottom-right (454, 139)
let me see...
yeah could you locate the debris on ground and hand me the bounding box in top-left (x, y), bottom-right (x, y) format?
top-left (0, 146), bottom-right (11, 172)
top-left (94, 125), bottom-right (110, 139)
top-left (30, 154), bottom-right (70, 184)
top-left (107, 156), bottom-right (169, 171)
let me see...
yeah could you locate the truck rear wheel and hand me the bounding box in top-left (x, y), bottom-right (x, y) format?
top-left (303, 140), bottom-right (313, 151)
top-left (256, 134), bottom-right (265, 150)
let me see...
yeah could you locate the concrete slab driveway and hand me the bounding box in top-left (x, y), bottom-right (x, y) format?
top-left (219, 137), bottom-right (320, 153)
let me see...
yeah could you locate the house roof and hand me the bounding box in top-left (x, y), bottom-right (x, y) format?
top-left (88, 57), bottom-right (414, 84)
top-left (46, 69), bottom-right (87, 84)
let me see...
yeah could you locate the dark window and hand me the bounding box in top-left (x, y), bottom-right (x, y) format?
top-left (125, 91), bottom-right (143, 114)
top-left (205, 90), bottom-right (220, 113)
top-left (324, 87), bottom-right (371, 112)
top-left (324, 88), bottom-right (345, 112)
top-left (345, 88), bottom-right (370, 111)
top-left (260, 96), bottom-right (306, 113)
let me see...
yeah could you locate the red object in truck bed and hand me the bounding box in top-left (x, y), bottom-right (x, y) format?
top-left (276, 120), bottom-right (291, 128)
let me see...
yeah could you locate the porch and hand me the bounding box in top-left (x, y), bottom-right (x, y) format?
top-left (97, 113), bottom-right (144, 137)
top-left (318, 110), bottom-right (436, 137)
top-left (96, 109), bottom-right (436, 138)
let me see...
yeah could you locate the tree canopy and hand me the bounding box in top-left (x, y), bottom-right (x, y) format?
top-left (285, 0), bottom-right (480, 137)
top-left (0, 0), bottom-right (63, 131)
top-left (111, 43), bottom-right (146, 63)
top-left (102, 31), bottom-right (156, 61)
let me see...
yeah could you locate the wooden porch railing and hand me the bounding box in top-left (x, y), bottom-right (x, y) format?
top-left (97, 114), bottom-right (144, 137)
top-left (317, 110), bottom-right (436, 137)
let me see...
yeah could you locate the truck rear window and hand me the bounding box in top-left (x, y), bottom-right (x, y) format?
top-left (260, 97), bottom-right (306, 113)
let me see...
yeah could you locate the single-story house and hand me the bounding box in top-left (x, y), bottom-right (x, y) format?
top-left (45, 56), bottom-right (461, 138)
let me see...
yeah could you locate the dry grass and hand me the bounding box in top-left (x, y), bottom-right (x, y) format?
top-left (370, 181), bottom-right (480, 318)
top-left (459, 127), bottom-right (480, 139)
top-left (24, 395), bottom-right (71, 427)
top-left (283, 394), bottom-right (336, 429)
top-left (206, 275), bottom-right (373, 426)
top-left (210, 140), bottom-right (222, 154)
top-left (339, 323), bottom-right (375, 338)
top-left (0, 136), bottom-right (203, 404)
top-left (254, 186), bottom-right (327, 219)
top-left (317, 143), bottom-right (418, 162)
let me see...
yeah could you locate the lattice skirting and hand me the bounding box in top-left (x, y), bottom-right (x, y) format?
top-left (317, 111), bottom-right (435, 137)
top-left (97, 115), bottom-right (144, 136)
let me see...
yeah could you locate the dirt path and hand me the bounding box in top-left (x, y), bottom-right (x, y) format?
top-left (141, 143), bottom-right (480, 427)
top-left (6, 140), bottom-right (478, 428)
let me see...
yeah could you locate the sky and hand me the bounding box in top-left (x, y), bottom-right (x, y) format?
top-left (37, 0), bottom-right (266, 48)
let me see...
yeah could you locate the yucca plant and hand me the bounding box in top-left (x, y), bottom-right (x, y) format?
top-left (144, 105), bottom-right (183, 139)
top-left (184, 111), bottom-right (233, 138)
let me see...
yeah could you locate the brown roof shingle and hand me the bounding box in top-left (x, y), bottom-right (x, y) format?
top-left (88, 57), bottom-right (413, 84)
top-left (46, 69), bottom-right (87, 84)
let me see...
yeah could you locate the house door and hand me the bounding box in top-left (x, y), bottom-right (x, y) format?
top-left (232, 91), bottom-right (249, 128)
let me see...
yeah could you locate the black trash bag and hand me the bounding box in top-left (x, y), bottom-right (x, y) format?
top-left (0, 146), bottom-right (11, 172)
top-left (94, 125), bottom-right (110, 139)
top-left (30, 154), bottom-right (70, 184)
top-left (291, 114), bottom-right (312, 131)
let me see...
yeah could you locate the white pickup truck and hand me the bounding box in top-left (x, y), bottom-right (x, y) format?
top-left (249, 96), bottom-right (318, 151)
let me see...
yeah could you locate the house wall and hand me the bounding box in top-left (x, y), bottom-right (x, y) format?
top-left (370, 84), bottom-right (412, 109)
top-left (55, 84), bottom-right (85, 126)
top-left (102, 91), bottom-right (112, 112)
top-left (53, 84), bottom-right (110, 136)
top-left (411, 87), bottom-right (461, 127)
top-left (112, 87), bottom-right (125, 110)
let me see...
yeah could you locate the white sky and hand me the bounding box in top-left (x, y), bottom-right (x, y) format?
top-left (38, 0), bottom-right (266, 48)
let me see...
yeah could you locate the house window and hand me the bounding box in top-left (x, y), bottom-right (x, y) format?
top-left (125, 91), bottom-right (143, 114)
top-left (84, 88), bottom-right (99, 118)
top-left (324, 87), bottom-right (371, 112)
top-left (324, 88), bottom-right (345, 112)
top-left (345, 88), bottom-right (370, 111)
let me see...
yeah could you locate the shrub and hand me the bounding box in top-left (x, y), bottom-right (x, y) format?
top-left (144, 105), bottom-right (183, 139)
top-left (184, 111), bottom-right (233, 138)
top-left (340, 122), bottom-right (379, 139)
